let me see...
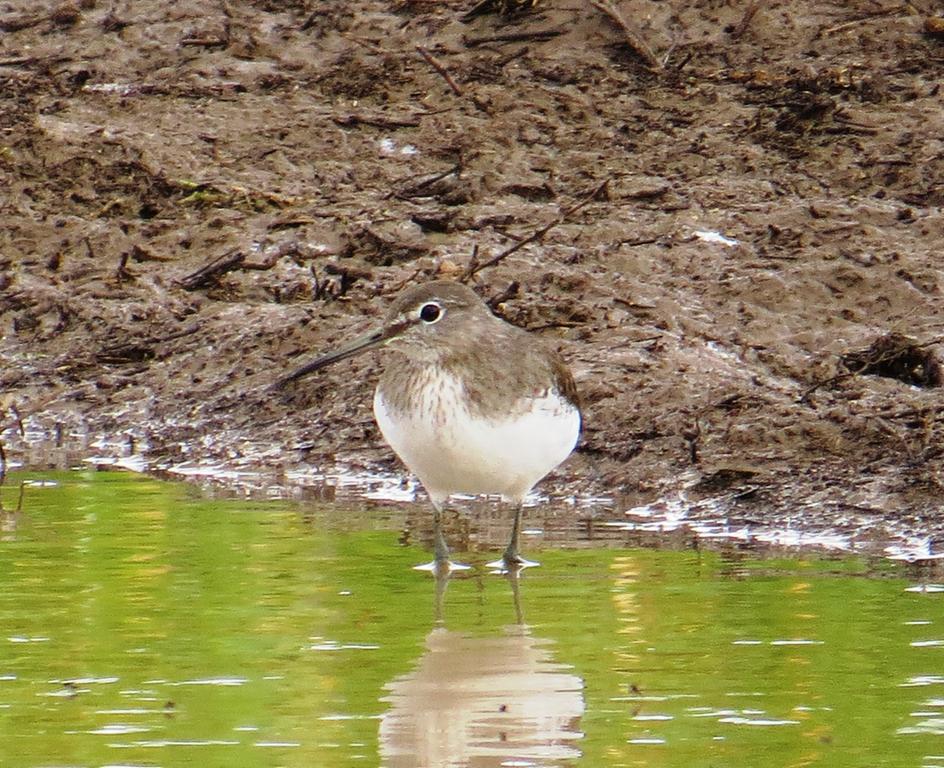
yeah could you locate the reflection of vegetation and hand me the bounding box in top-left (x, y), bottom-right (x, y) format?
top-left (546, 552), bottom-right (932, 768)
top-left (0, 472), bottom-right (938, 767)
top-left (0, 471), bottom-right (433, 766)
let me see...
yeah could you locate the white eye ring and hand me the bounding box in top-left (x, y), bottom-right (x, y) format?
top-left (418, 302), bottom-right (443, 324)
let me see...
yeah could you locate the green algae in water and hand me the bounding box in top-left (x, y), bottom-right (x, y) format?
top-left (0, 471), bottom-right (941, 767)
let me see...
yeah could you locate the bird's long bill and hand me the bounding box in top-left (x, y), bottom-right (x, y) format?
top-left (278, 326), bottom-right (390, 387)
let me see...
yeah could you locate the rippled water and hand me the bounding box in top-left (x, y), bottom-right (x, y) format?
top-left (1, 471), bottom-right (942, 767)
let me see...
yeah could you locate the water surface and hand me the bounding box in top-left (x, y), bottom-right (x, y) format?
top-left (1, 471), bottom-right (942, 767)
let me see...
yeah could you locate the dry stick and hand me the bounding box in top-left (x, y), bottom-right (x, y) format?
top-left (798, 335), bottom-right (944, 404)
top-left (390, 163), bottom-right (462, 199)
top-left (798, 369), bottom-right (859, 404)
top-left (466, 243), bottom-right (480, 275)
top-left (875, 405), bottom-right (944, 422)
top-left (874, 416), bottom-right (918, 462)
top-left (464, 29), bottom-right (562, 47)
top-left (486, 281), bottom-right (521, 312)
top-left (116, 252), bottom-right (131, 283)
top-left (731, 0), bottom-right (762, 39)
top-left (496, 45), bottom-right (531, 68)
top-left (0, 12), bottom-right (45, 32)
top-left (180, 36), bottom-right (227, 47)
top-left (460, 178), bottom-right (610, 281)
top-left (346, 35), bottom-right (386, 55)
top-left (384, 264), bottom-right (429, 295)
top-left (819, 5), bottom-right (910, 37)
top-left (177, 249), bottom-right (246, 291)
top-left (416, 46), bottom-right (463, 97)
top-left (242, 240), bottom-right (300, 271)
top-left (9, 406), bottom-right (24, 437)
top-left (152, 324), bottom-right (202, 345)
top-left (333, 113), bottom-right (422, 129)
top-left (588, 0), bottom-right (662, 71)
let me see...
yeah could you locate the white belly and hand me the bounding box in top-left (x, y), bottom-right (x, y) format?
top-left (373, 373), bottom-right (580, 507)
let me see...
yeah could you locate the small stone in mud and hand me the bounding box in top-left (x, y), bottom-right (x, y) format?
top-left (51, 3), bottom-right (81, 25)
top-left (924, 17), bottom-right (944, 39)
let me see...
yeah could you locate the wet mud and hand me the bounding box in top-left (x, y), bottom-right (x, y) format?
top-left (2, 0), bottom-right (944, 554)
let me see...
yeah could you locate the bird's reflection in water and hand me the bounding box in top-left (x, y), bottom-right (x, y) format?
top-left (379, 569), bottom-right (585, 767)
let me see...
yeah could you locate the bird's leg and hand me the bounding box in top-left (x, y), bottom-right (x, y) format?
top-left (488, 501), bottom-right (539, 572)
top-left (503, 501), bottom-right (524, 566)
top-left (415, 500), bottom-right (471, 574)
top-left (432, 501), bottom-right (451, 566)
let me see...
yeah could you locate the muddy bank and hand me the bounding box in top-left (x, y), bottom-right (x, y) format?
top-left (2, 0), bottom-right (944, 553)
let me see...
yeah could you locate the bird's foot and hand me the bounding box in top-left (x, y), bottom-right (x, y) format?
top-left (486, 550), bottom-right (540, 574)
top-left (414, 559), bottom-right (471, 575)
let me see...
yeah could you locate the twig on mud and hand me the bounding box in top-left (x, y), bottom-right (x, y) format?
top-left (465, 243), bottom-right (480, 276)
top-left (463, 29), bottom-right (562, 47)
top-left (415, 46), bottom-right (464, 97)
top-left (526, 320), bottom-right (583, 331)
top-left (181, 35), bottom-right (228, 47)
top-left (10, 406), bottom-right (24, 438)
top-left (495, 45), bottom-right (531, 68)
top-left (383, 264), bottom-right (429, 296)
top-left (588, 0), bottom-right (662, 71)
top-left (389, 164), bottom-right (462, 200)
top-left (311, 263), bottom-right (372, 302)
top-left (0, 11), bottom-right (45, 32)
top-left (101, 11), bottom-right (130, 33)
top-left (486, 281), bottom-right (520, 312)
top-left (799, 368), bottom-right (864, 405)
top-left (873, 405), bottom-right (944, 424)
top-left (179, 241), bottom-right (303, 289)
top-left (242, 241), bottom-right (301, 271)
top-left (346, 35), bottom-right (386, 54)
top-left (182, 7), bottom-right (230, 49)
top-left (0, 56), bottom-right (36, 67)
top-left (824, 116), bottom-right (879, 136)
top-left (177, 249), bottom-right (246, 291)
top-left (874, 417), bottom-right (919, 462)
top-left (115, 252), bottom-right (133, 284)
top-left (682, 418), bottom-right (701, 464)
top-left (333, 112), bottom-right (422, 129)
top-left (154, 324), bottom-right (202, 344)
top-left (817, 5), bottom-right (912, 38)
top-left (129, 243), bottom-right (175, 263)
top-left (98, 323), bottom-right (203, 365)
top-left (460, 178), bottom-right (611, 281)
top-left (799, 334), bottom-right (944, 404)
top-left (731, 0), bottom-right (762, 39)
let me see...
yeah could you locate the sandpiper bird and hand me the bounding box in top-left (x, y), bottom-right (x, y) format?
top-left (280, 280), bottom-right (581, 569)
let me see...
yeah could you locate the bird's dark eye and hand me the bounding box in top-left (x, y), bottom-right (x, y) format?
top-left (419, 303), bottom-right (442, 323)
